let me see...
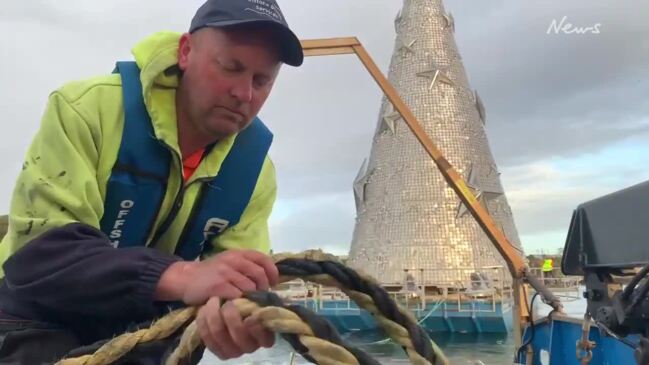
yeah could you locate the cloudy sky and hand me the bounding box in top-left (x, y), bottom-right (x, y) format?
top-left (1, 1), bottom-right (648, 256)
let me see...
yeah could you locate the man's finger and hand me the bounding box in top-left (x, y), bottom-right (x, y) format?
top-left (197, 307), bottom-right (220, 357)
top-left (222, 302), bottom-right (258, 353)
top-left (227, 269), bottom-right (260, 293)
top-left (244, 315), bottom-right (275, 348)
top-left (229, 258), bottom-right (271, 290)
top-left (240, 250), bottom-right (280, 286)
top-left (204, 298), bottom-right (243, 359)
top-left (198, 302), bottom-right (227, 359)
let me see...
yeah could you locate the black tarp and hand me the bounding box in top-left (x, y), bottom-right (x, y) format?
top-left (562, 180), bottom-right (649, 275)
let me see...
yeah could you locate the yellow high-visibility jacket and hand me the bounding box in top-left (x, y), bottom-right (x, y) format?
top-left (0, 31), bottom-right (277, 275)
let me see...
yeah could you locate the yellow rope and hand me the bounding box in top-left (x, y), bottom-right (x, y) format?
top-left (56, 250), bottom-right (449, 365)
top-left (168, 299), bottom-right (361, 365)
top-left (57, 307), bottom-right (197, 365)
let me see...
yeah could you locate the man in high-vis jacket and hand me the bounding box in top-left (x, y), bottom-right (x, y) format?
top-left (0, 0), bottom-right (304, 363)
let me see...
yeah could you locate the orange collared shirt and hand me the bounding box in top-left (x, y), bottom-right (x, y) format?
top-left (182, 148), bottom-right (205, 182)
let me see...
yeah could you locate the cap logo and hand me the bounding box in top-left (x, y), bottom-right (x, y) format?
top-left (244, 0), bottom-right (285, 22)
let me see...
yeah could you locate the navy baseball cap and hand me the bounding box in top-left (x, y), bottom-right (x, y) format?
top-left (189, 0), bottom-right (304, 67)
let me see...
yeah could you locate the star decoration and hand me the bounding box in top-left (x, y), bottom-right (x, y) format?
top-left (502, 224), bottom-right (525, 254)
top-left (397, 38), bottom-right (417, 57)
top-left (394, 9), bottom-right (403, 32)
top-left (416, 69), bottom-right (454, 90)
top-left (487, 163), bottom-right (499, 177)
top-left (456, 164), bottom-right (504, 219)
top-left (379, 103), bottom-right (401, 134)
top-left (443, 12), bottom-right (455, 33)
top-left (353, 159), bottom-right (370, 211)
top-left (475, 90), bottom-right (486, 124)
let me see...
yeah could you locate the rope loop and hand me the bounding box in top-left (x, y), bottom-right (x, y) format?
top-left (56, 250), bottom-right (449, 365)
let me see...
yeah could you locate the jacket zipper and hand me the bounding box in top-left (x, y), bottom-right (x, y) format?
top-left (174, 178), bottom-right (211, 258)
top-left (149, 139), bottom-right (186, 249)
top-left (173, 142), bottom-right (219, 254)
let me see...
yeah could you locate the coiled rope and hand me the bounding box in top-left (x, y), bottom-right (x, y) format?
top-left (56, 250), bottom-right (449, 365)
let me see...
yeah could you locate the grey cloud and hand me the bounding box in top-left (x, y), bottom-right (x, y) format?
top-left (266, 0), bottom-right (649, 201)
top-left (269, 193), bottom-right (355, 254)
top-left (2, 1), bottom-right (649, 254)
top-left (445, 0), bottom-right (649, 165)
top-left (502, 160), bottom-right (649, 238)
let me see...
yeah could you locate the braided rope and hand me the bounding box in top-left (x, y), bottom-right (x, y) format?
top-left (56, 250), bottom-right (449, 365)
top-left (57, 307), bottom-right (197, 365)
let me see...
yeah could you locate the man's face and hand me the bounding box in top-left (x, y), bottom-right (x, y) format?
top-left (177, 26), bottom-right (282, 139)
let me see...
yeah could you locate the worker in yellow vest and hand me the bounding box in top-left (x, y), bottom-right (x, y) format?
top-left (542, 258), bottom-right (554, 279)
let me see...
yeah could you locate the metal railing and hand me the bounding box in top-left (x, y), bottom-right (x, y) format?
top-left (275, 266), bottom-right (515, 315)
top-left (527, 267), bottom-right (581, 293)
top-left (402, 266), bottom-right (513, 313)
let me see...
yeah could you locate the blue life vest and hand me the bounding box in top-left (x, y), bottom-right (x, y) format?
top-left (99, 61), bottom-right (273, 260)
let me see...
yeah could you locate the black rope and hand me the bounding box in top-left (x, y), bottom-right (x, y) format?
top-left (622, 263), bottom-right (649, 300)
top-left (626, 278), bottom-right (649, 316)
top-left (276, 258), bottom-right (437, 364)
top-left (244, 291), bottom-right (380, 365)
top-left (595, 321), bottom-right (639, 349)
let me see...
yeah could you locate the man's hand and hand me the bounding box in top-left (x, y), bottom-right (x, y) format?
top-left (155, 249), bottom-right (279, 304)
top-left (155, 249), bottom-right (278, 360)
top-left (197, 297), bottom-right (275, 360)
